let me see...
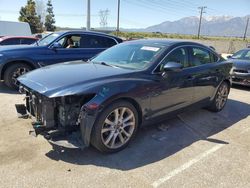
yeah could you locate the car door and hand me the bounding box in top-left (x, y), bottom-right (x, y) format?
top-left (187, 46), bottom-right (220, 103)
top-left (77, 34), bottom-right (109, 61)
top-left (149, 47), bottom-right (195, 118)
top-left (50, 34), bottom-right (88, 63)
top-left (79, 34), bottom-right (118, 61)
top-left (34, 34), bottom-right (85, 66)
top-left (44, 34), bottom-right (113, 65)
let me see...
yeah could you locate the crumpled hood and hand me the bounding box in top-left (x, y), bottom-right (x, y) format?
top-left (18, 61), bottom-right (134, 98)
top-left (229, 59), bottom-right (250, 69)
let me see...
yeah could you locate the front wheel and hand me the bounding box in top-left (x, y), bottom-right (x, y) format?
top-left (4, 63), bottom-right (31, 90)
top-left (91, 101), bottom-right (138, 153)
top-left (208, 82), bottom-right (230, 112)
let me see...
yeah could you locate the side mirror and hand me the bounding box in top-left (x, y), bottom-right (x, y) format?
top-left (227, 55), bottom-right (232, 59)
top-left (50, 42), bottom-right (62, 49)
top-left (163, 62), bottom-right (183, 72)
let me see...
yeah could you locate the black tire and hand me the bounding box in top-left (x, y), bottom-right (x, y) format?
top-left (3, 63), bottom-right (31, 90)
top-left (91, 100), bottom-right (139, 153)
top-left (207, 81), bottom-right (230, 112)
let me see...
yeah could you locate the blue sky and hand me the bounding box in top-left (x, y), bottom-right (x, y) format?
top-left (0, 0), bottom-right (249, 28)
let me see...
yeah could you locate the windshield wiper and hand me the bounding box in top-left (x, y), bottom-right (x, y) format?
top-left (93, 61), bottom-right (119, 68)
top-left (100, 62), bottom-right (112, 67)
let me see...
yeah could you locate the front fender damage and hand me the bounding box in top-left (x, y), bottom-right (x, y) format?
top-left (79, 109), bottom-right (96, 147)
top-left (16, 82), bottom-right (136, 150)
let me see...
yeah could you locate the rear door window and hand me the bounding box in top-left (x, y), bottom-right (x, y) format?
top-left (190, 47), bottom-right (212, 66)
top-left (80, 35), bottom-right (117, 48)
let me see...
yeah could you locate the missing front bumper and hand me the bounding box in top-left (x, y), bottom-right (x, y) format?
top-left (15, 104), bottom-right (86, 149)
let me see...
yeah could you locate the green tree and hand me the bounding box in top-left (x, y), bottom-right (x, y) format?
top-left (19, 0), bottom-right (43, 33)
top-left (44, 0), bottom-right (56, 31)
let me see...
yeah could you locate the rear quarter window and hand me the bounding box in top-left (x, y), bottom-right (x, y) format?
top-left (190, 47), bottom-right (213, 66)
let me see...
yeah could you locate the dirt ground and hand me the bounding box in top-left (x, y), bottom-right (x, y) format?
top-left (0, 81), bottom-right (249, 188)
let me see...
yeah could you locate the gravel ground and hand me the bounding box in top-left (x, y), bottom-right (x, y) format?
top-left (0, 81), bottom-right (249, 188)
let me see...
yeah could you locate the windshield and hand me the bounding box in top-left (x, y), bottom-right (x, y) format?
top-left (232, 49), bottom-right (250, 60)
top-left (92, 43), bottom-right (164, 70)
top-left (37, 33), bottom-right (59, 46)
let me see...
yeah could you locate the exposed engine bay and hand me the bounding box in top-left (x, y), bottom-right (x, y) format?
top-left (15, 86), bottom-right (96, 149)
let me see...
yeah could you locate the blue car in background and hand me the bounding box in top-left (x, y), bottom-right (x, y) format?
top-left (0, 30), bottom-right (122, 89)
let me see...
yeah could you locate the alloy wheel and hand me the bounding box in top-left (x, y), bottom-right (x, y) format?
top-left (101, 107), bottom-right (136, 149)
top-left (215, 83), bottom-right (229, 110)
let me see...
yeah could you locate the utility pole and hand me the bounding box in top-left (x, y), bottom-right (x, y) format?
top-left (197, 6), bottom-right (206, 39)
top-left (86, 0), bottom-right (90, 30)
top-left (243, 17), bottom-right (249, 40)
top-left (116, 0), bottom-right (120, 36)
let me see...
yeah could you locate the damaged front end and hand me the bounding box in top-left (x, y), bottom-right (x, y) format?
top-left (15, 86), bottom-right (97, 149)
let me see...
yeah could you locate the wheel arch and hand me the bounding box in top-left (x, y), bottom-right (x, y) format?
top-left (80, 95), bottom-right (144, 147)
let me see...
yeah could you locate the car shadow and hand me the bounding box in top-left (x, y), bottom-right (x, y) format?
top-left (0, 82), bottom-right (19, 94)
top-left (45, 99), bottom-right (250, 171)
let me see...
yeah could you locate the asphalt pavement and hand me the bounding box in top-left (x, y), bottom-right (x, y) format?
top-left (0, 82), bottom-right (249, 188)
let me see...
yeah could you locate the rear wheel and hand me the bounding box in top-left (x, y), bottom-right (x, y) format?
top-left (91, 101), bottom-right (138, 153)
top-left (208, 82), bottom-right (229, 112)
top-left (4, 63), bottom-right (31, 90)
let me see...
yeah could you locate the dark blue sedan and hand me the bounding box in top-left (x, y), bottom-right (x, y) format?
top-left (16, 39), bottom-right (232, 153)
top-left (0, 30), bottom-right (122, 89)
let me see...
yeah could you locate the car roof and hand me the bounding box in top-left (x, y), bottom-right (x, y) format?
top-left (54, 30), bottom-right (122, 40)
top-left (123, 39), bottom-right (209, 48)
top-left (0, 36), bottom-right (37, 40)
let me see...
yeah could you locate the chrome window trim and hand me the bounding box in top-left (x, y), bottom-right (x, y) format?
top-left (152, 44), bottom-right (221, 74)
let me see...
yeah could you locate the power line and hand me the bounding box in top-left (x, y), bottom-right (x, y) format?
top-left (152, 0), bottom-right (198, 12)
top-left (139, 0), bottom-right (196, 15)
top-left (197, 6), bottom-right (206, 39)
top-left (124, 0), bottom-right (193, 18)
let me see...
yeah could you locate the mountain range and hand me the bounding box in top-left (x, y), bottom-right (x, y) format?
top-left (95, 15), bottom-right (249, 37)
top-left (141, 15), bottom-right (250, 37)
